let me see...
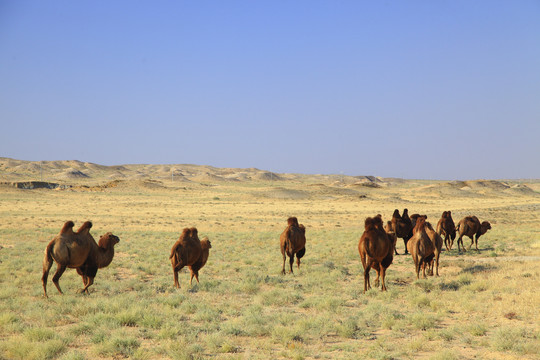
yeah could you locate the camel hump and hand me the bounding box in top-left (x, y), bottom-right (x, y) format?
top-left (287, 217), bottom-right (299, 227)
top-left (60, 221), bottom-right (75, 234)
top-left (364, 217), bottom-right (375, 231)
top-left (200, 237), bottom-right (212, 249)
top-left (77, 221), bottom-right (93, 233)
top-left (190, 227), bottom-right (198, 238)
top-left (179, 228), bottom-right (191, 240)
top-left (372, 216), bottom-right (384, 230)
top-left (298, 224), bottom-right (306, 235)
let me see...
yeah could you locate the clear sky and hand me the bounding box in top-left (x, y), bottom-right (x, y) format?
top-left (1, 1), bottom-right (539, 180)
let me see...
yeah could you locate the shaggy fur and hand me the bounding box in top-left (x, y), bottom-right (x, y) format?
top-left (456, 216), bottom-right (491, 252)
top-left (188, 237), bottom-right (212, 285)
top-left (358, 215), bottom-right (394, 292)
top-left (170, 227), bottom-right (203, 288)
top-left (407, 217), bottom-right (435, 279)
top-left (280, 217), bottom-right (306, 275)
top-left (436, 211), bottom-right (456, 251)
top-left (42, 221), bottom-right (119, 297)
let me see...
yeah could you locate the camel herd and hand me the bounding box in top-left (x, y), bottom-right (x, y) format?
top-left (359, 209), bottom-right (491, 292)
top-left (41, 211), bottom-right (491, 297)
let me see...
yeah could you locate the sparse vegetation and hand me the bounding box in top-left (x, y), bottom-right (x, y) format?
top-left (0, 159), bottom-right (539, 359)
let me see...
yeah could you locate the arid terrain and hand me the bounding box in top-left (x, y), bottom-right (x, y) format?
top-left (0, 157), bottom-right (539, 360)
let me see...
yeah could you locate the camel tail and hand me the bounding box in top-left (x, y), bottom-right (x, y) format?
top-left (43, 241), bottom-right (55, 271)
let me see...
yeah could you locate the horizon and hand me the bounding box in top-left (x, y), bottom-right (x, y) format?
top-left (1, 156), bottom-right (538, 182)
top-left (1, 2), bottom-right (539, 179)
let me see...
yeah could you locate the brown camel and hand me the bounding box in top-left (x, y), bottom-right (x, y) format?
top-left (407, 216), bottom-right (435, 279)
top-left (280, 217), bottom-right (306, 275)
top-left (456, 216), bottom-right (491, 252)
top-left (170, 227), bottom-right (203, 288)
top-left (424, 221), bottom-right (443, 276)
top-left (188, 236), bottom-right (212, 285)
top-left (436, 211), bottom-right (456, 251)
top-left (358, 215), bottom-right (394, 292)
top-left (75, 232), bottom-right (120, 294)
top-left (391, 209), bottom-right (413, 254)
top-left (42, 221), bottom-right (120, 297)
top-left (383, 220), bottom-right (398, 255)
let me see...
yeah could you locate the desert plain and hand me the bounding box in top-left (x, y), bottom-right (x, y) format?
top-left (0, 157), bottom-right (539, 359)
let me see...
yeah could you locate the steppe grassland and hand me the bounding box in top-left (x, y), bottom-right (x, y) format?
top-left (0, 179), bottom-right (539, 360)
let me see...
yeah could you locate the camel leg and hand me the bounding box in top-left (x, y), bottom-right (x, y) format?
top-left (296, 257), bottom-right (301, 269)
top-left (374, 268), bottom-right (380, 287)
top-left (474, 235), bottom-right (479, 251)
top-left (380, 266), bottom-right (387, 291)
top-left (289, 253), bottom-right (295, 274)
top-left (457, 236), bottom-right (463, 252)
top-left (80, 277), bottom-right (94, 294)
top-left (414, 258), bottom-right (420, 279)
top-left (52, 265), bottom-right (67, 295)
top-left (173, 266), bottom-right (180, 288)
top-left (468, 237), bottom-right (474, 251)
top-left (422, 261), bottom-right (427, 279)
top-left (363, 265), bottom-right (371, 293)
top-left (42, 260), bottom-right (54, 298)
top-left (403, 238), bottom-right (409, 254)
top-left (281, 252), bottom-right (287, 275)
top-left (190, 272), bottom-right (194, 285)
top-left (435, 251), bottom-right (440, 277)
top-left (444, 236), bottom-right (451, 251)
top-left (195, 272), bottom-right (199, 284)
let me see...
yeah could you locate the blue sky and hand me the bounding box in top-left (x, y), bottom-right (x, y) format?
top-left (1, 1), bottom-right (539, 179)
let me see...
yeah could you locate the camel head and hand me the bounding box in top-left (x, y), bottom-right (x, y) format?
top-left (413, 215), bottom-right (427, 233)
top-left (201, 236), bottom-right (212, 249)
top-left (480, 221), bottom-right (491, 234)
top-left (98, 233), bottom-right (120, 249)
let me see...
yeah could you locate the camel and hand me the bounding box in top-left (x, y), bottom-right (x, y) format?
top-left (424, 221), bottom-right (443, 276)
top-left (358, 215), bottom-right (394, 292)
top-left (407, 216), bottom-right (435, 279)
top-left (383, 220), bottom-right (398, 255)
top-left (280, 217), bottom-right (306, 275)
top-left (436, 211), bottom-right (456, 251)
top-left (170, 227), bottom-right (203, 288)
top-left (456, 216), bottom-right (491, 252)
top-left (188, 236), bottom-right (212, 285)
top-left (391, 209), bottom-right (413, 254)
top-left (42, 221), bottom-right (120, 297)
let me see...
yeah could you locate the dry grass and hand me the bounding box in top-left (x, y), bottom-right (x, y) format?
top-left (0, 168), bottom-right (539, 359)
